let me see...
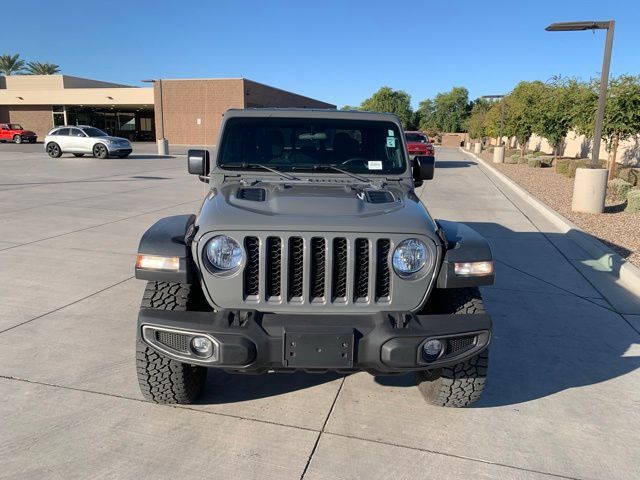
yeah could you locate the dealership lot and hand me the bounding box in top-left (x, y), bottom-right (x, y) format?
top-left (0, 146), bottom-right (639, 479)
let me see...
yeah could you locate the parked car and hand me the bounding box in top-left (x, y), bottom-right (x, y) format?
top-left (404, 131), bottom-right (434, 159)
top-left (44, 125), bottom-right (132, 159)
top-left (0, 123), bottom-right (37, 143)
top-left (133, 109), bottom-right (494, 408)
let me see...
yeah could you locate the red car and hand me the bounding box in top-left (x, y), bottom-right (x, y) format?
top-left (0, 123), bottom-right (38, 144)
top-left (404, 131), bottom-right (434, 159)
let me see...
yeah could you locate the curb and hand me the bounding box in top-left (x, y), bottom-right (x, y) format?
top-left (459, 147), bottom-right (640, 298)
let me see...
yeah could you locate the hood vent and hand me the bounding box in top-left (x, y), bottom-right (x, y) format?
top-left (365, 190), bottom-right (395, 204)
top-left (237, 188), bottom-right (266, 202)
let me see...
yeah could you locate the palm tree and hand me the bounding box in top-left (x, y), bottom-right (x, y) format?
top-left (25, 61), bottom-right (61, 75)
top-left (0, 54), bottom-right (25, 76)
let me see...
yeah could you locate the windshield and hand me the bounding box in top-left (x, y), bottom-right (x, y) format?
top-left (218, 117), bottom-right (407, 175)
top-left (405, 133), bottom-right (427, 143)
top-left (83, 127), bottom-right (108, 137)
top-left (8, 124), bottom-right (23, 130)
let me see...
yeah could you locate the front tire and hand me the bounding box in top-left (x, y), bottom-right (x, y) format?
top-left (13, 135), bottom-right (22, 144)
top-left (415, 287), bottom-right (489, 407)
top-left (136, 281), bottom-right (209, 404)
top-left (93, 143), bottom-right (109, 159)
top-left (46, 142), bottom-right (62, 158)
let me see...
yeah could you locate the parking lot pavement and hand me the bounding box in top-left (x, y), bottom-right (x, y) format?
top-left (0, 148), bottom-right (638, 479)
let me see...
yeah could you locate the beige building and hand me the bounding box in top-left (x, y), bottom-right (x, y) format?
top-left (0, 75), bottom-right (335, 143)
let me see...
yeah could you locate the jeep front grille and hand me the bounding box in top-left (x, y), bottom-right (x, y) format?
top-left (242, 234), bottom-right (393, 305)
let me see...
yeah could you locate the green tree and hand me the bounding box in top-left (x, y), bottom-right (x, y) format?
top-left (574, 75), bottom-right (640, 178)
top-left (432, 87), bottom-right (470, 133)
top-left (503, 81), bottom-right (546, 156)
top-left (465, 98), bottom-right (491, 141)
top-left (0, 53), bottom-right (25, 75)
top-left (534, 77), bottom-right (582, 160)
top-left (416, 98), bottom-right (438, 135)
top-left (25, 61), bottom-right (60, 75)
top-left (360, 87), bottom-right (414, 128)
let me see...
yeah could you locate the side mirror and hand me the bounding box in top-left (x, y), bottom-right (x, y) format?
top-left (412, 155), bottom-right (435, 186)
top-left (187, 149), bottom-right (210, 177)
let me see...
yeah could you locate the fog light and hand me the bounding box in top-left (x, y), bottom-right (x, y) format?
top-left (191, 336), bottom-right (214, 358)
top-left (422, 339), bottom-right (443, 361)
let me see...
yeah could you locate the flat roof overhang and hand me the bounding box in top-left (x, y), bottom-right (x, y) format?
top-left (0, 87), bottom-right (154, 106)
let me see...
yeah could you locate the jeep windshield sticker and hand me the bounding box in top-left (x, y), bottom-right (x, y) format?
top-left (388, 129), bottom-right (395, 136)
top-left (368, 160), bottom-right (383, 170)
top-left (386, 137), bottom-right (396, 148)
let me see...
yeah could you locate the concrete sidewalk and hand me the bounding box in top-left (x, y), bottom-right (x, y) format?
top-left (0, 148), bottom-right (638, 479)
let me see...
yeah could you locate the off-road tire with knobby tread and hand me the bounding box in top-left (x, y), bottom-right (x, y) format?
top-left (416, 287), bottom-right (489, 407)
top-left (136, 281), bottom-right (210, 404)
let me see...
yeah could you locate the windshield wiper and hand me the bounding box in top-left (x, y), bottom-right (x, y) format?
top-left (220, 163), bottom-right (300, 181)
top-left (297, 164), bottom-right (371, 184)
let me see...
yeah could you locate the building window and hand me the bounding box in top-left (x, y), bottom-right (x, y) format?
top-left (52, 105), bottom-right (66, 126)
top-left (140, 117), bottom-right (152, 131)
top-left (118, 113), bottom-right (135, 131)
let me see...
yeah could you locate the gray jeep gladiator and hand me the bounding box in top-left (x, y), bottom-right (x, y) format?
top-left (134, 108), bottom-right (494, 407)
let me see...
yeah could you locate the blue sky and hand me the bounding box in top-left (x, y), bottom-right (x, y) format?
top-left (9, 0), bottom-right (640, 108)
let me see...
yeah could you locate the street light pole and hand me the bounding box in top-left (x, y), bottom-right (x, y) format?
top-left (142, 79), bottom-right (169, 155)
top-left (591, 21), bottom-right (615, 169)
top-left (545, 20), bottom-right (615, 214)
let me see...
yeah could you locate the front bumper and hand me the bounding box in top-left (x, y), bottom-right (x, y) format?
top-left (138, 309), bottom-right (491, 374)
top-left (106, 144), bottom-right (132, 154)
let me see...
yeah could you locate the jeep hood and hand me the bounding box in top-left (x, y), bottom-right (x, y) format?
top-left (196, 182), bottom-right (437, 235)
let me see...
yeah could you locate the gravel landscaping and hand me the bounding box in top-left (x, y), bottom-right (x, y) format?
top-left (478, 151), bottom-right (640, 267)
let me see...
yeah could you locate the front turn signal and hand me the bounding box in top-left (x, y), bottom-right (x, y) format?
top-left (454, 261), bottom-right (494, 276)
top-left (136, 254), bottom-right (180, 271)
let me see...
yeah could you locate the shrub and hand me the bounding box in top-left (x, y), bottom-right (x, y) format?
top-left (617, 167), bottom-right (639, 187)
top-left (540, 155), bottom-right (554, 167)
top-left (566, 160), bottom-right (589, 178)
top-left (608, 178), bottom-right (633, 201)
top-left (556, 159), bottom-right (570, 175)
top-left (531, 151), bottom-right (547, 157)
top-left (528, 158), bottom-right (542, 168)
top-left (517, 156), bottom-right (529, 165)
top-left (625, 189), bottom-right (640, 213)
top-left (505, 155), bottom-right (519, 164)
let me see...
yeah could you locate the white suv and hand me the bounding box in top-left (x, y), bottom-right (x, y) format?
top-left (44, 126), bottom-right (133, 159)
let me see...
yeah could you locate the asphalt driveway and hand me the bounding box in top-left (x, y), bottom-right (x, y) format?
top-left (0, 147), bottom-right (638, 479)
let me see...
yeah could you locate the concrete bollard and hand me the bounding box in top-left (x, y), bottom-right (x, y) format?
top-left (157, 138), bottom-right (169, 155)
top-left (464, 141), bottom-right (470, 150)
top-left (571, 168), bottom-right (608, 214)
top-left (473, 142), bottom-right (482, 155)
top-left (493, 146), bottom-right (505, 163)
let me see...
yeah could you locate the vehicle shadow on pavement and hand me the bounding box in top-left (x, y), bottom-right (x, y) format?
top-left (434, 160), bottom-right (477, 168)
top-left (196, 370), bottom-right (342, 404)
top-left (377, 223), bottom-right (640, 408)
top-left (114, 155), bottom-right (176, 160)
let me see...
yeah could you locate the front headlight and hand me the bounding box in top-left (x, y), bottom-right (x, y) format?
top-left (107, 139), bottom-right (116, 145)
top-left (205, 235), bottom-right (243, 272)
top-left (392, 239), bottom-right (428, 276)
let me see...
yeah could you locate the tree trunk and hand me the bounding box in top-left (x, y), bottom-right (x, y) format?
top-left (608, 133), bottom-right (619, 181)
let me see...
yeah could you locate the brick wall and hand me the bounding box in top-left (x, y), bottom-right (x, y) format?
top-left (243, 80), bottom-right (336, 110)
top-left (155, 79), bottom-right (245, 146)
top-left (156, 78), bottom-right (336, 146)
top-left (5, 106), bottom-right (53, 139)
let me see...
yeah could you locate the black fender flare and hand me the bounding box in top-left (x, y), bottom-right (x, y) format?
top-left (435, 220), bottom-right (495, 288)
top-left (135, 214), bottom-right (197, 284)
